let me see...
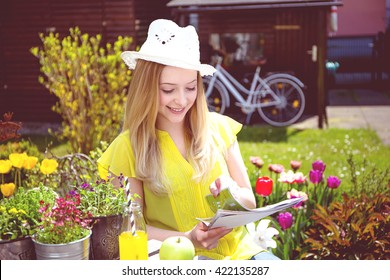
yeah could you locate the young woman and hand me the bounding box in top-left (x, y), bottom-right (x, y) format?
top-left (98, 19), bottom-right (277, 260)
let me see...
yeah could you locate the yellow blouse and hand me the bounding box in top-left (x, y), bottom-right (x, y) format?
top-left (97, 112), bottom-right (263, 259)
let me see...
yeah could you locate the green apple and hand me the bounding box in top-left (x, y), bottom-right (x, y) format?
top-left (159, 236), bottom-right (195, 260)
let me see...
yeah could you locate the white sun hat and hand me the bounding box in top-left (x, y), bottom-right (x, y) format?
top-left (121, 19), bottom-right (216, 77)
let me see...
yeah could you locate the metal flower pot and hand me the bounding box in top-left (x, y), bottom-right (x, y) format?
top-left (32, 230), bottom-right (91, 260)
top-left (90, 214), bottom-right (122, 260)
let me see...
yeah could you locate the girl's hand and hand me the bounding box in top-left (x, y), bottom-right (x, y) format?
top-left (209, 175), bottom-right (240, 199)
top-left (209, 175), bottom-right (256, 210)
top-left (186, 222), bottom-right (231, 250)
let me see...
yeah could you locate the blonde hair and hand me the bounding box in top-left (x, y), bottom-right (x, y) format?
top-left (122, 60), bottom-right (217, 194)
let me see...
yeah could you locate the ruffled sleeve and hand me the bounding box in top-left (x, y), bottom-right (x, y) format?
top-left (97, 130), bottom-right (136, 179)
top-left (209, 112), bottom-right (242, 148)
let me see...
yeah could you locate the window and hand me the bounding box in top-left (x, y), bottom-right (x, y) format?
top-left (208, 33), bottom-right (266, 67)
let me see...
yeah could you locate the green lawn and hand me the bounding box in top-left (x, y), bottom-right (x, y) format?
top-left (238, 126), bottom-right (390, 197)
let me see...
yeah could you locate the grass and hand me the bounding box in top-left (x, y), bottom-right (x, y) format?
top-left (19, 134), bottom-right (70, 156)
top-left (238, 126), bottom-right (390, 197)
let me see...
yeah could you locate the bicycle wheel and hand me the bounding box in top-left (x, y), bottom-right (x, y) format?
top-left (256, 77), bottom-right (305, 126)
top-left (202, 77), bottom-right (228, 114)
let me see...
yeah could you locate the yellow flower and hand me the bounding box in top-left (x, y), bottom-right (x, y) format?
top-left (0, 160), bottom-right (12, 174)
top-left (40, 158), bottom-right (59, 175)
top-left (1, 183), bottom-right (16, 197)
top-left (8, 207), bottom-right (18, 215)
top-left (23, 156), bottom-right (38, 170)
top-left (9, 153), bottom-right (28, 169)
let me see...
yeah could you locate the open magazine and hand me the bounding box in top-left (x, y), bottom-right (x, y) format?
top-left (197, 186), bottom-right (304, 229)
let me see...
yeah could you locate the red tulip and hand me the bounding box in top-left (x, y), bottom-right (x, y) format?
top-left (255, 176), bottom-right (273, 197)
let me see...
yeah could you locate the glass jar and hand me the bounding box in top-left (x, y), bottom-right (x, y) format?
top-left (118, 202), bottom-right (148, 260)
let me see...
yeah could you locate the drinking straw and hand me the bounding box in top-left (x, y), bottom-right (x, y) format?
top-left (124, 177), bottom-right (132, 207)
top-left (124, 177), bottom-right (136, 236)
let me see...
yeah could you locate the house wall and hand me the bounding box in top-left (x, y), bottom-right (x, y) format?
top-left (0, 0), bottom-right (137, 122)
top-left (0, 0), bottom-right (171, 123)
top-left (327, 0), bottom-right (389, 86)
top-left (335, 0), bottom-right (387, 36)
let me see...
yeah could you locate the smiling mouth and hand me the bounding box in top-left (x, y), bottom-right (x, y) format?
top-left (168, 106), bottom-right (185, 113)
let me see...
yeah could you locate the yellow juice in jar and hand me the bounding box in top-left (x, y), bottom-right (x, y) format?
top-left (119, 231), bottom-right (148, 260)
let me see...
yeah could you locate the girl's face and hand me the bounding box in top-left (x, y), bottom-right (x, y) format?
top-left (157, 66), bottom-right (198, 129)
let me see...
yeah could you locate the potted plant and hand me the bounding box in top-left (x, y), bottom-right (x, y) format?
top-left (32, 193), bottom-right (93, 260)
top-left (0, 184), bottom-right (57, 259)
top-left (74, 177), bottom-right (127, 260)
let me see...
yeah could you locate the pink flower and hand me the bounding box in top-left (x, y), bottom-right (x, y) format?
top-left (36, 194), bottom-right (92, 244)
top-left (277, 212), bottom-right (293, 230)
top-left (278, 170), bottom-right (296, 184)
top-left (309, 169), bottom-right (323, 184)
top-left (279, 171), bottom-right (306, 185)
top-left (293, 172), bottom-right (306, 184)
top-left (268, 164), bottom-right (285, 174)
top-left (312, 160), bottom-right (326, 172)
top-left (287, 188), bottom-right (308, 208)
top-left (290, 160), bottom-right (302, 171)
top-left (250, 156), bottom-right (264, 169)
top-left (327, 176), bottom-right (341, 189)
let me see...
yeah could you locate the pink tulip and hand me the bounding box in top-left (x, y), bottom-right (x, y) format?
top-left (268, 164), bottom-right (285, 174)
top-left (277, 212), bottom-right (293, 230)
top-left (327, 176), bottom-right (341, 189)
top-left (312, 160), bottom-right (326, 172)
top-left (290, 160), bottom-right (302, 171)
top-left (309, 169), bottom-right (323, 184)
top-left (250, 156), bottom-right (264, 169)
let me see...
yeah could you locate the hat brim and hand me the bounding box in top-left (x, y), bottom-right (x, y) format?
top-left (121, 51), bottom-right (216, 77)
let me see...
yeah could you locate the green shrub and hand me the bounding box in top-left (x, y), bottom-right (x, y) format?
top-left (31, 27), bottom-right (133, 154)
top-left (303, 193), bottom-right (390, 260)
top-left (346, 154), bottom-right (390, 199)
top-left (0, 184), bottom-right (57, 240)
top-left (76, 178), bottom-right (127, 217)
top-left (0, 140), bottom-right (41, 160)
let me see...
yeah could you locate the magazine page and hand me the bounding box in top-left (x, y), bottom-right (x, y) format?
top-left (198, 197), bottom-right (304, 229)
top-left (205, 186), bottom-right (251, 212)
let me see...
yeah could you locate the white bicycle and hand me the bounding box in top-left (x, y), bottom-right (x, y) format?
top-left (203, 58), bottom-right (306, 126)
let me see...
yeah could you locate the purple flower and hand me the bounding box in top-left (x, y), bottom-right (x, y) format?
top-left (277, 212), bottom-right (293, 230)
top-left (81, 183), bottom-right (90, 189)
top-left (68, 190), bottom-right (78, 196)
top-left (81, 182), bottom-right (94, 191)
top-left (309, 169), bottom-right (323, 184)
top-left (327, 176), bottom-right (341, 189)
top-left (312, 160), bottom-right (326, 172)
